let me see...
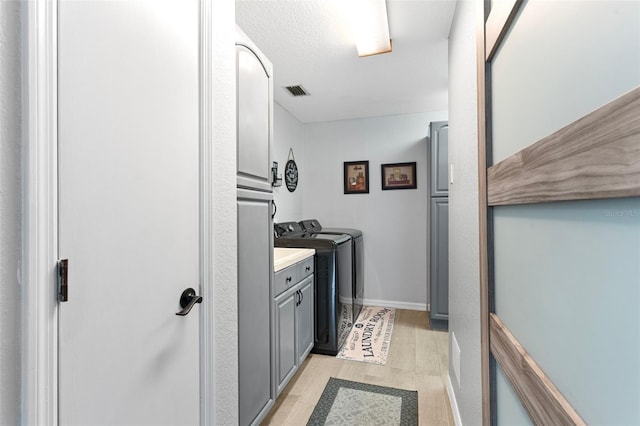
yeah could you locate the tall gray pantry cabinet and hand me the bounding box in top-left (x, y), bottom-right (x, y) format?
top-left (428, 121), bottom-right (449, 329)
top-left (236, 28), bottom-right (275, 426)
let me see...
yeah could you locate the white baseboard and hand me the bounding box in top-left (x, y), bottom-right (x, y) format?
top-left (362, 298), bottom-right (427, 312)
top-left (446, 374), bottom-right (463, 426)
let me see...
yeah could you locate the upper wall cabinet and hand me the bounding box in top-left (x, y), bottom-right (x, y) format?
top-left (236, 28), bottom-right (273, 192)
top-left (430, 121), bottom-right (449, 196)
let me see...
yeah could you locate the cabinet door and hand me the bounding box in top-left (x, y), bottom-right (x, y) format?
top-left (430, 198), bottom-right (449, 321)
top-left (236, 42), bottom-right (272, 192)
top-left (275, 289), bottom-right (297, 395)
top-left (296, 277), bottom-right (314, 364)
top-left (430, 121), bottom-right (449, 196)
top-left (237, 189), bottom-right (273, 425)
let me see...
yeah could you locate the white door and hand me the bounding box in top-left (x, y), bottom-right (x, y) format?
top-left (58, 1), bottom-right (200, 424)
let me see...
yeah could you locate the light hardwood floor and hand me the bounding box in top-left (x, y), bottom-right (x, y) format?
top-left (261, 309), bottom-right (455, 425)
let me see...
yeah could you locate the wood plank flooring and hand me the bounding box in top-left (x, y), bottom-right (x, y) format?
top-left (261, 309), bottom-right (454, 425)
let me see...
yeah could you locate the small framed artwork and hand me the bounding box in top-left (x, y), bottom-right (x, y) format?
top-left (343, 161), bottom-right (370, 194)
top-left (381, 162), bottom-right (417, 190)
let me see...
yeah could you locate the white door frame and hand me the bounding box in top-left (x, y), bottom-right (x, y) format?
top-left (23, 2), bottom-right (217, 424)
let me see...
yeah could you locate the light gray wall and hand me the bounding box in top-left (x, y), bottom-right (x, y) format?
top-left (302, 111), bottom-right (447, 309)
top-left (0, 2), bottom-right (23, 424)
top-left (447, 0), bottom-right (482, 424)
top-left (272, 102), bottom-right (305, 223)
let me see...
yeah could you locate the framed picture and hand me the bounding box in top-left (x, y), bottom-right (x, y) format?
top-left (343, 161), bottom-right (370, 194)
top-left (381, 162), bottom-right (417, 190)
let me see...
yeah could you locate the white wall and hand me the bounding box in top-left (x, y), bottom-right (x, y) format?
top-left (272, 102), bottom-right (305, 222)
top-left (210, 0), bottom-right (239, 423)
top-left (302, 111), bottom-right (447, 309)
top-left (447, 0), bottom-right (482, 424)
top-left (0, 2), bottom-right (23, 424)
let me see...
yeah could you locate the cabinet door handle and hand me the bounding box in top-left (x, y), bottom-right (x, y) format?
top-left (294, 290), bottom-right (299, 306)
top-left (300, 289), bottom-right (304, 304)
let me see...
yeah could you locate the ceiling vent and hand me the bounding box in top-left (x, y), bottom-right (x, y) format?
top-left (283, 85), bottom-right (310, 97)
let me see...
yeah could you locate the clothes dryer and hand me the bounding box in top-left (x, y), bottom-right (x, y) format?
top-left (299, 219), bottom-right (364, 322)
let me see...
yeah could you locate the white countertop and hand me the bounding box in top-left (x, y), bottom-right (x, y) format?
top-left (274, 247), bottom-right (315, 272)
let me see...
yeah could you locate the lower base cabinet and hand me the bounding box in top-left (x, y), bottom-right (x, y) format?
top-left (275, 288), bottom-right (296, 390)
top-left (296, 279), bottom-right (314, 363)
top-left (274, 273), bottom-right (314, 395)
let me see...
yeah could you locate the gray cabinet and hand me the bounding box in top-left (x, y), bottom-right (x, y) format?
top-left (296, 279), bottom-right (314, 363)
top-left (430, 198), bottom-right (449, 321)
top-left (236, 27), bottom-right (274, 426)
top-left (275, 289), bottom-right (296, 392)
top-left (429, 120), bottom-right (449, 328)
top-left (236, 34), bottom-right (272, 192)
top-left (274, 260), bottom-right (314, 395)
top-left (430, 121), bottom-right (449, 196)
top-left (237, 190), bottom-right (274, 426)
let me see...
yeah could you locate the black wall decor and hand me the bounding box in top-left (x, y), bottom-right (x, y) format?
top-left (285, 148), bottom-right (298, 192)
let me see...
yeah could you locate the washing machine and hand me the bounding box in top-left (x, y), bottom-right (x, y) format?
top-left (274, 222), bottom-right (353, 355)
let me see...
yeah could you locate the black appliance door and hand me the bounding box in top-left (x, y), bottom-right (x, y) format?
top-left (336, 239), bottom-right (353, 350)
top-left (311, 240), bottom-right (354, 355)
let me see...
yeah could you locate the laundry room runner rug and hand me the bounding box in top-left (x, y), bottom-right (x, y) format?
top-left (306, 378), bottom-right (418, 426)
top-left (336, 306), bottom-right (396, 365)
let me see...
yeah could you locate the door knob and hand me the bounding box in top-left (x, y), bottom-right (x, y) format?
top-left (176, 288), bottom-right (202, 316)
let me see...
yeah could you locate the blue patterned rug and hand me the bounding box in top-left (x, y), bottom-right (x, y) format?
top-left (307, 378), bottom-right (418, 426)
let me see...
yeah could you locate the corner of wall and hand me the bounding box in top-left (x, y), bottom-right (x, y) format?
top-left (447, 0), bottom-right (483, 424)
top-left (210, 0), bottom-right (239, 423)
top-left (272, 102), bottom-right (305, 222)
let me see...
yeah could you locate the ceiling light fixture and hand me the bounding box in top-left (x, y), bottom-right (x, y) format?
top-left (351, 0), bottom-right (392, 57)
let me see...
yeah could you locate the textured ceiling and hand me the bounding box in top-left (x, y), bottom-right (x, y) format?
top-left (236, 0), bottom-right (457, 124)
